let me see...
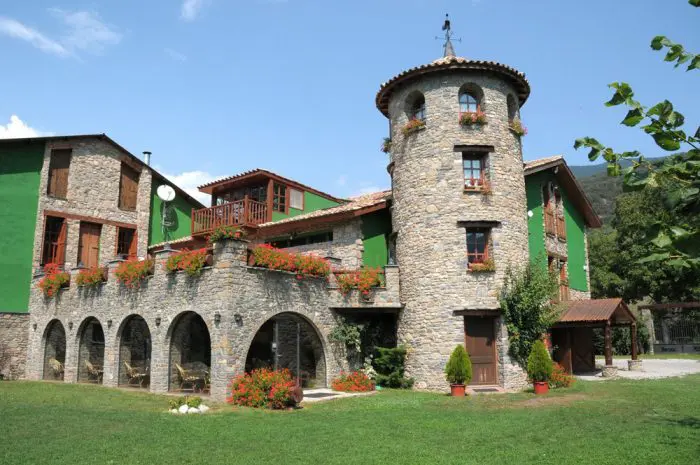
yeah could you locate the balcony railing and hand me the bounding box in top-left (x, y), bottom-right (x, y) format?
top-left (191, 199), bottom-right (267, 236)
top-left (544, 208), bottom-right (556, 236)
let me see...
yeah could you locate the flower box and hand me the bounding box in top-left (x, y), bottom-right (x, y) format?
top-left (509, 118), bottom-right (527, 137)
top-left (115, 259), bottom-right (154, 289)
top-left (164, 248), bottom-right (212, 277)
top-left (37, 264), bottom-right (70, 298)
top-left (464, 179), bottom-right (492, 195)
top-left (250, 245), bottom-right (330, 279)
top-left (468, 259), bottom-right (496, 273)
top-left (401, 119), bottom-right (426, 136)
top-left (334, 268), bottom-right (383, 297)
top-left (459, 111), bottom-right (487, 126)
top-left (75, 267), bottom-right (108, 287)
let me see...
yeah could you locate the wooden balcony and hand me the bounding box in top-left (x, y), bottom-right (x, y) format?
top-left (191, 199), bottom-right (267, 236)
top-left (544, 208), bottom-right (556, 236)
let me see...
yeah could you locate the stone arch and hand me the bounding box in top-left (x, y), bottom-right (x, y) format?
top-left (404, 90), bottom-right (426, 122)
top-left (507, 94), bottom-right (519, 122)
top-left (244, 312), bottom-right (327, 388)
top-left (75, 317), bottom-right (105, 384)
top-left (458, 83), bottom-right (486, 113)
top-left (116, 314), bottom-right (151, 388)
top-left (165, 311), bottom-right (211, 392)
top-left (42, 319), bottom-right (66, 381)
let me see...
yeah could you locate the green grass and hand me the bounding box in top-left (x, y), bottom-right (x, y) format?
top-left (1, 377), bottom-right (700, 465)
top-left (596, 353), bottom-right (700, 360)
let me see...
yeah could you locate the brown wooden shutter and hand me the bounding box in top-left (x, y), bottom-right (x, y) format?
top-left (55, 219), bottom-right (67, 265)
top-left (78, 222), bottom-right (101, 268)
top-left (128, 230), bottom-right (138, 259)
top-left (47, 150), bottom-right (71, 198)
top-left (119, 163), bottom-right (140, 210)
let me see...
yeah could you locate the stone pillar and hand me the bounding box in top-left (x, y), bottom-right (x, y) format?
top-left (383, 265), bottom-right (400, 303)
top-left (212, 238), bottom-right (249, 266)
top-left (149, 248), bottom-right (177, 395)
top-left (102, 258), bottom-right (123, 388)
top-left (604, 321), bottom-right (613, 367)
top-left (63, 319), bottom-right (77, 383)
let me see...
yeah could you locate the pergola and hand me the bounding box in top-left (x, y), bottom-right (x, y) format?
top-left (552, 298), bottom-right (638, 373)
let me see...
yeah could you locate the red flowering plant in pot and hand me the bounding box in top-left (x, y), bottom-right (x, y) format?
top-left (164, 248), bottom-right (210, 277)
top-left (445, 345), bottom-right (472, 397)
top-left (549, 363), bottom-right (575, 389)
top-left (331, 371), bottom-right (375, 392)
top-left (226, 368), bottom-right (299, 409)
top-left (75, 267), bottom-right (108, 287)
top-left (115, 259), bottom-right (154, 289)
top-left (527, 340), bottom-right (553, 395)
top-left (401, 118), bottom-right (426, 136)
top-left (207, 225), bottom-right (246, 244)
top-left (335, 267), bottom-right (383, 301)
top-left (37, 263), bottom-right (70, 298)
top-left (251, 245), bottom-right (330, 280)
top-left (459, 110), bottom-right (487, 127)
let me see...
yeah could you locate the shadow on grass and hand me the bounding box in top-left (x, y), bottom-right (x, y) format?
top-left (665, 416), bottom-right (700, 429)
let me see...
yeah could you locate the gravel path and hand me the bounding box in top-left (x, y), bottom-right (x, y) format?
top-left (576, 359), bottom-right (700, 381)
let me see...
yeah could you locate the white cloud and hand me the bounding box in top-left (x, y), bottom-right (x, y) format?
top-left (181, 0), bottom-right (206, 21)
top-left (0, 10), bottom-right (120, 58)
top-left (0, 115), bottom-right (51, 139)
top-left (165, 47), bottom-right (187, 62)
top-left (160, 170), bottom-right (215, 205)
top-left (0, 17), bottom-right (69, 57)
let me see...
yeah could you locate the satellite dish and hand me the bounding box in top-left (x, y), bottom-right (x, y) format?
top-left (157, 185), bottom-right (176, 202)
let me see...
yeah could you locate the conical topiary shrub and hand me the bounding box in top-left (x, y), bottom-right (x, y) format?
top-left (445, 345), bottom-right (472, 387)
top-left (527, 340), bottom-right (553, 387)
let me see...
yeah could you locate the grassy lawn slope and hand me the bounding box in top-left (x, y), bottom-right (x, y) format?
top-left (1, 376), bottom-right (699, 465)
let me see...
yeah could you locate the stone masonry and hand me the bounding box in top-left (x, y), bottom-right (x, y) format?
top-left (0, 313), bottom-right (30, 379)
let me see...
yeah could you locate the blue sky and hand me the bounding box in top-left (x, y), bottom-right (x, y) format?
top-left (0, 0), bottom-right (698, 203)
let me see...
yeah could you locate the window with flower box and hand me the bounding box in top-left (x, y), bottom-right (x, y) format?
top-left (459, 91), bottom-right (479, 114)
top-left (466, 228), bottom-right (489, 265)
top-left (463, 153), bottom-right (489, 190)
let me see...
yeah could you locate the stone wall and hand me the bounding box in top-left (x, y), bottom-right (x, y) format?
top-left (32, 138), bottom-right (152, 271)
top-left (0, 313), bottom-right (30, 380)
top-left (387, 69), bottom-right (528, 390)
top-left (278, 219), bottom-right (364, 269)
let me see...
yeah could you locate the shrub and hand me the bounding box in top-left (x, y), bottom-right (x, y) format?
top-left (459, 110), bottom-right (487, 126)
top-left (227, 368), bottom-right (297, 409)
top-left (335, 268), bottom-right (383, 296)
top-left (168, 395), bottom-right (203, 410)
top-left (445, 345), bottom-right (472, 385)
top-left (251, 245), bottom-right (330, 279)
top-left (208, 225), bottom-right (246, 244)
top-left (527, 340), bottom-right (553, 383)
top-left (549, 363), bottom-right (575, 388)
top-left (331, 371), bottom-right (375, 392)
top-left (509, 118), bottom-right (528, 137)
top-left (164, 248), bottom-right (209, 276)
top-left (37, 264), bottom-right (70, 298)
top-left (373, 346), bottom-right (415, 389)
top-left (469, 259), bottom-right (496, 273)
top-left (75, 267), bottom-right (107, 287)
top-left (402, 118), bottom-right (426, 136)
top-left (115, 259), bottom-right (154, 289)
top-left (381, 137), bottom-right (392, 154)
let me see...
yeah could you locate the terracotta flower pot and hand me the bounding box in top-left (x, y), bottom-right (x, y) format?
top-left (450, 384), bottom-right (466, 397)
top-left (533, 381), bottom-right (549, 395)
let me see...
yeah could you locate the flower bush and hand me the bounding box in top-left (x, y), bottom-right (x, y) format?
top-left (469, 258), bottom-right (496, 273)
top-left (251, 245), bottom-right (330, 279)
top-left (335, 268), bottom-right (383, 296)
top-left (331, 371), bottom-right (375, 392)
top-left (37, 263), bottom-right (70, 298)
top-left (227, 368), bottom-right (297, 409)
top-left (208, 225), bottom-right (246, 244)
top-left (527, 340), bottom-right (553, 383)
top-left (549, 363), bottom-right (575, 388)
top-left (75, 267), bottom-right (107, 287)
top-left (381, 137), bottom-right (392, 154)
top-left (115, 259), bottom-right (154, 289)
top-left (509, 118), bottom-right (528, 137)
top-left (459, 110), bottom-right (487, 126)
top-left (164, 248), bottom-right (209, 276)
top-left (401, 118), bottom-right (426, 136)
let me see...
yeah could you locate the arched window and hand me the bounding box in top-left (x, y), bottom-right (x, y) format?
top-left (459, 92), bottom-right (479, 114)
top-left (408, 94), bottom-right (426, 121)
top-left (507, 94), bottom-right (519, 122)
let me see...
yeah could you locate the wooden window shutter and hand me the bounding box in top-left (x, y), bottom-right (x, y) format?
top-left (47, 149), bottom-right (71, 198)
top-left (119, 163), bottom-right (140, 210)
top-left (128, 230), bottom-right (138, 259)
top-left (55, 219), bottom-right (67, 265)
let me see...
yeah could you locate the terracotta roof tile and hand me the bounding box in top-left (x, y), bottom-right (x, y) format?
top-left (558, 298), bottom-right (635, 324)
top-left (523, 155), bottom-right (564, 172)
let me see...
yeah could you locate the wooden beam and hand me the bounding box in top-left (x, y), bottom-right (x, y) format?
top-left (43, 210), bottom-right (137, 230)
top-left (604, 321), bottom-right (613, 366)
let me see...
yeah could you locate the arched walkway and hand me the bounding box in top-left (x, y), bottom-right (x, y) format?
top-left (245, 312), bottom-right (326, 388)
top-left (77, 317), bottom-right (105, 384)
top-left (168, 312), bottom-right (211, 393)
top-left (117, 315), bottom-right (151, 388)
top-left (43, 320), bottom-right (66, 381)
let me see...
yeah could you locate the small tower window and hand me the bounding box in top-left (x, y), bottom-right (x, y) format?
top-left (507, 94), bottom-right (519, 123)
top-left (409, 95), bottom-right (426, 122)
top-left (466, 229), bottom-right (490, 265)
top-left (462, 151), bottom-right (489, 190)
top-left (459, 92), bottom-right (479, 114)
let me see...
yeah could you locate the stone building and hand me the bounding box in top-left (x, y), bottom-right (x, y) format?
top-left (1, 26), bottom-right (614, 396)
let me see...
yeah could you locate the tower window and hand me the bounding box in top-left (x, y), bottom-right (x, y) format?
top-left (459, 92), bottom-right (479, 114)
top-left (462, 152), bottom-right (489, 189)
top-left (407, 94), bottom-right (426, 122)
top-left (466, 228), bottom-right (490, 265)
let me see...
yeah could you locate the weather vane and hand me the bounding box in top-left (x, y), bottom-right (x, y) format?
top-left (435, 14), bottom-right (461, 57)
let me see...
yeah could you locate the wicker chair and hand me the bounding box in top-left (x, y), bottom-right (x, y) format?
top-left (175, 363), bottom-right (206, 392)
top-left (48, 358), bottom-right (64, 379)
top-left (124, 361), bottom-right (148, 387)
top-left (85, 360), bottom-right (103, 384)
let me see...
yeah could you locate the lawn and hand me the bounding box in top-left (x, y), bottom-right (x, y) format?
top-left (596, 353), bottom-right (700, 360)
top-left (1, 376), bottom-right (699, 465)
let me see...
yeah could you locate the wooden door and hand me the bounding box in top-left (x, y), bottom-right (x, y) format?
top-left (78, 222), bottom-right (102, 268)
top-left (551, 328), bottom-right (572, 373)
top-left (571, 327), bottom-right (595, 373)
top-left (464, 316), bottom-right (497, 385)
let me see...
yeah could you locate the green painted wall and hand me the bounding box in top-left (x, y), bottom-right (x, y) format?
top-left (148, 179), bottom-right (200, 245)
top-left (564, 197), bottom-right (589, 291)
top-left (271, 191), bottom-right (340, 222)
top-left (0, 142), bottom-right (44, 312)
top-left (361, 209), bottom-right (392, 268)
top-left (525, 172), bottom-right (547, 269)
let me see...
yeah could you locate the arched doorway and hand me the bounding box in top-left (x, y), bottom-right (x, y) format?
top-left (117, 315), bottom-right (151, 388)
top-left (77, 317), bottom-right (105, 384)
top-left (245, 313), bottom-right (326, 388)
top-left (168, 312), bottom-right (211, 393)
top-left (43, 320), bottom-right (66, 381)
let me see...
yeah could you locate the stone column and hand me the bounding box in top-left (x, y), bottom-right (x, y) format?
top-left (63, 318), bottom-right (77, 383)
top-left (102, 258), bottom-right (124, 388)
top-left (604, 321), bottom-right (613, 367)
top-left (148, 248), bottom-right (177, 395)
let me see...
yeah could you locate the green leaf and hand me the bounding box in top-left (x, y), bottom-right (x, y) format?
top-left (621, 108), bottom-right (644, 127)
top-left (650, 36), bottom-right (668, 50)
top-left (690, 0), bottom-right (700, 7)
top-left (689, 55), bottom-right (700, 71)
top-left (607, 163), bottom-right (621, 177)
top-left (670, 226), bottom-right (691, 238)
top-left (652, 132), bottom-right (681, 151)
top-left (667, 258), bottom-right (691, 269)
top-left (651, 232), bottom-right (672, 248)
top-left (637, 252), bottom-right (671, 264)
top-left (665, 44), bottom-right (684, 63)
top-left (648, 100), bottom-right (673, 119)
top-left (605, 82), bottom-right (633, 107)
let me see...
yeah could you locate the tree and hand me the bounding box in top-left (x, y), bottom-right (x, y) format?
top-left (575, 0), bottom-right (700, 271)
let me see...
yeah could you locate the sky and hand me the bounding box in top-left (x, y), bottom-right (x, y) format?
top-left (0, 0), bottom-right (698, 204)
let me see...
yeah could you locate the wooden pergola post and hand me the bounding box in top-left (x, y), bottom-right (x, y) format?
top-left (604, 321), bottom-right (613, 366)
top-left (631, 322), bottom-right (638, 361)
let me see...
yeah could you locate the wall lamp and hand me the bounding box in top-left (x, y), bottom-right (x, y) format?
top-left (214, 312), bottom-right (221, 326)
top-left (234, 314), bottom-right (243, 326)
top-left (155, 317), bottom-right (162, 327)
top-left (107, 319), bottom-right (113, 329)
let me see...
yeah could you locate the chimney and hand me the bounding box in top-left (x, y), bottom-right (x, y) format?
top-left (143, 151), bottom-right (152, 166)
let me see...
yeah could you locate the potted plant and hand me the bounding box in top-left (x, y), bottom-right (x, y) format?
top-left (381, 137), bottom-right (392, 154)
top-left (402, 118), bottom-right (426, 136)
top-left (527, 339), bottom-right (553, 395)
top-left (459, 110), bottom-right (487, 126)
top-left (445, 345), bottom-right (472, 396)
top-left (509, 118), bottom-right (528, 137)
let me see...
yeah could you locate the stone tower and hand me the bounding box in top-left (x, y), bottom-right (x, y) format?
top-left (375, 24), bottom-right (531, 390)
